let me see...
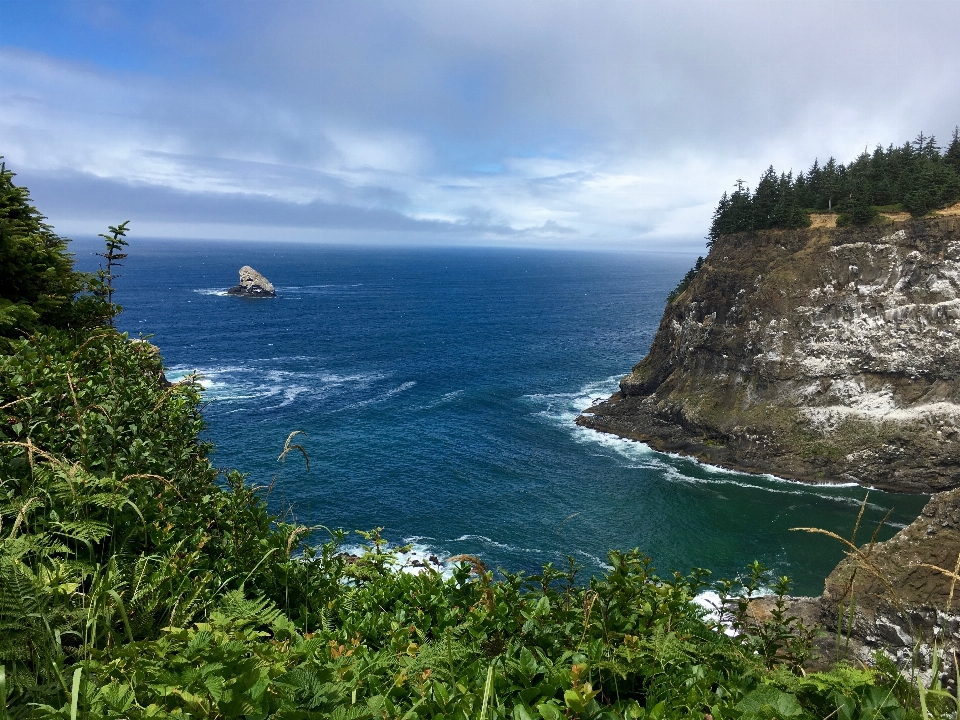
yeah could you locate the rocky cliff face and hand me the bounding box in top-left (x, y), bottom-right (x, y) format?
top-left (578, 217), bottom-right (960, 493)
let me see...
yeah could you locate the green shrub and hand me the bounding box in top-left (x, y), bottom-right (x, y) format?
top-left (666, 257), bottom-right (703, 304)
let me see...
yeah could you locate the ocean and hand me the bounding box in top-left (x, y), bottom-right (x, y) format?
top-left (72, 238), bottom-right (927, 595)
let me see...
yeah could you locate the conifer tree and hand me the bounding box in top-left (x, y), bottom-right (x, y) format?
top-left (945, 126), bottom-right (960, 171)
top-left (0, 159), bottom-right (107, 333)
top-left (96, 221), bottom-right (130, 325)
top-left (705, 127), bottom-right (960, 239)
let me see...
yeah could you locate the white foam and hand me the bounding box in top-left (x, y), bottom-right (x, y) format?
top-left (340, 539), bottom-right (454, 577)
top-left (693, 590), bottom-right (724, 625)
top-left (572, 549), bottom-right (613, 571)
top-left (526, 375), bottom-right (890, 510)
top-left (451, 534), bottom-right (545, 555)
top-left (163, 363), bottom-right (394, 410)
top-left (194, 288), bottom-right (231, 296)
top-left (334, 381), bottom-right (417, 412)
top-left (414, 390), bottom-right (465, 411)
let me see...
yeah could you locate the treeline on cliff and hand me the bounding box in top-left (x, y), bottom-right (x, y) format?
top-left (708, 129), bottom-right (960, 242)
top-left (0, 159), bottom-right (953, 718)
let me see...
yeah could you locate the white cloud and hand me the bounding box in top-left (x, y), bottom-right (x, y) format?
top-left (3, 1), bottom-right (960, 252)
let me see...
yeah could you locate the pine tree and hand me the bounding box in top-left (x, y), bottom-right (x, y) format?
top-left (96, 221), bottom-right (130, 325)
top-left (0, 159), bottom-right (104, 333)
top-left (945, 126), bottom-right (960, 171)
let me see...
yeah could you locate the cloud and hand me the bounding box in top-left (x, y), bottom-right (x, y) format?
top-left (2, 1), bottom-right (960, 251)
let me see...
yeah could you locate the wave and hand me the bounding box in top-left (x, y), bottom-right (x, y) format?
top-left (194, 283), bottom-right (364, 298)
top-left (333, 381), bottom-right (417, 412)
top-left (414, 389), bottom-right (465, 411)
top-left (524, 376), bottom-right (890, 511)
top-left (450, 534), bottom-right (545, 555)
top-left (163, 362), bottom-right (397, 413)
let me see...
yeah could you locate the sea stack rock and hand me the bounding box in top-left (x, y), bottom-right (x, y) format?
top-left (227, 266), bottom-right (276, 297)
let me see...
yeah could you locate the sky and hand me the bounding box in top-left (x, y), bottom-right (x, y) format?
top-left (2, 1), bottom-right (960, 252)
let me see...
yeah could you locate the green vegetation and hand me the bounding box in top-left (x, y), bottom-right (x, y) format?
top-left (708, 128), bottom-right (960, 243)
top-left (666, 257), bottom-right (703, 304)
top-left (0, 162), bottom-right (111, 335)
top-left (1, 162), bottom-right (958, 717)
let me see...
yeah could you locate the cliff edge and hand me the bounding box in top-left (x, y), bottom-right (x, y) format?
top-left (578, 216), bottom-right (960, 493)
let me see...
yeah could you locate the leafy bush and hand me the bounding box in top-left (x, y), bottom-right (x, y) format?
top-left (0, 329), bottom-right (929, 718)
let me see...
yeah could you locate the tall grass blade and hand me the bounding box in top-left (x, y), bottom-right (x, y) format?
top-left (0, 664), bottom-right (6, 720)
top-left (108, 589), bottom-right (135, 644)
top-left (480, 662), bottom-right (495, 720)
top-left (70, 667), bottom-right (81, 720)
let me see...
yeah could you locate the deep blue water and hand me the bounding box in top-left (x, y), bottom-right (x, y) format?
top-left (72, 239), bottom-right (927, 595)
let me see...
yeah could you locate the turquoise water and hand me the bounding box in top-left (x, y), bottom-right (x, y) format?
top-left (73, 239), bottom-right (928, 595)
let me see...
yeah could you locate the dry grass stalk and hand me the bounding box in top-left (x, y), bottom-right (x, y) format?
top-left (914, 560), bottom-right (960, 614)
top-left (267, 431), bottom-right (310, 498)
top-left (9, 496), bottom-right (39, 538)
top-left (448, 554), bottom-right (495, 613)
top-left (792, 494), bottom-right (907, 622)
top-left (286, 525), bottom-right (313, 557)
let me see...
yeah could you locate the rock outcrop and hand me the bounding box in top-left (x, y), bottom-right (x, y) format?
top-left (578, 216), bottom-right (960, 493)
top-left (751, 488), bottom-right (960, 680)
top-left (227, 266), bottom-right (276, 297)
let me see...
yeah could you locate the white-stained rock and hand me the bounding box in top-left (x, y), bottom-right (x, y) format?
top-left (227, 266), bottom-right (276, 297)
top-left (579, 216), bottom-right (960, 493)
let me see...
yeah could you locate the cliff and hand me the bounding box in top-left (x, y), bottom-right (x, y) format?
top-left (578, 215), bottom-right (960, 493)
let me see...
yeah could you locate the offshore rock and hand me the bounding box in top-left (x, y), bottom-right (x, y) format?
top-left (577, 217), bottom-right (960, 493)
top-left (227, 266), bottom-right (276, 297)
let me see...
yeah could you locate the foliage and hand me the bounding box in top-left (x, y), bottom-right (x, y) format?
top-left (708, 128), bottom-right (960, 243)
top-left (0, 160), bottom-right (109, 336)
top-left (95, 222), bottom-right (130, 325)
top-left (0, 326), bottom-right (940, 719)
top-left (0, 166), bottom-right (956, 718)
top-left (666, 257), bottom-right (703, 304)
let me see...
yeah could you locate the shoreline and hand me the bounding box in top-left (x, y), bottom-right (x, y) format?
top-left (576, 391), bottom-right (929, 494)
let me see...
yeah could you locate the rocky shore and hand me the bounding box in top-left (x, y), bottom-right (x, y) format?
top-left (578, 213), bottom-right (960, 675)
top-left (746, 488), bottom-right (960, 680)
top-left (578, 216), bottom-right (960, 494)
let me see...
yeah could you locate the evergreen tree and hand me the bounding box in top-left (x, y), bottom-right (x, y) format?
top-left (0, 160), bottom-right (108, 334)
top-left (945, 126), bottom-right (960, 171)
top-left (96, 221), bottom-right (130, 325)
top-left (706, 127), bottom-right (960, 239)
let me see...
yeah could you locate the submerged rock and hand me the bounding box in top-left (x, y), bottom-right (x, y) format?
top-left (578, 216), bottom-right (960, 493)
top-left (227, 266), bottom-right (276, 297)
